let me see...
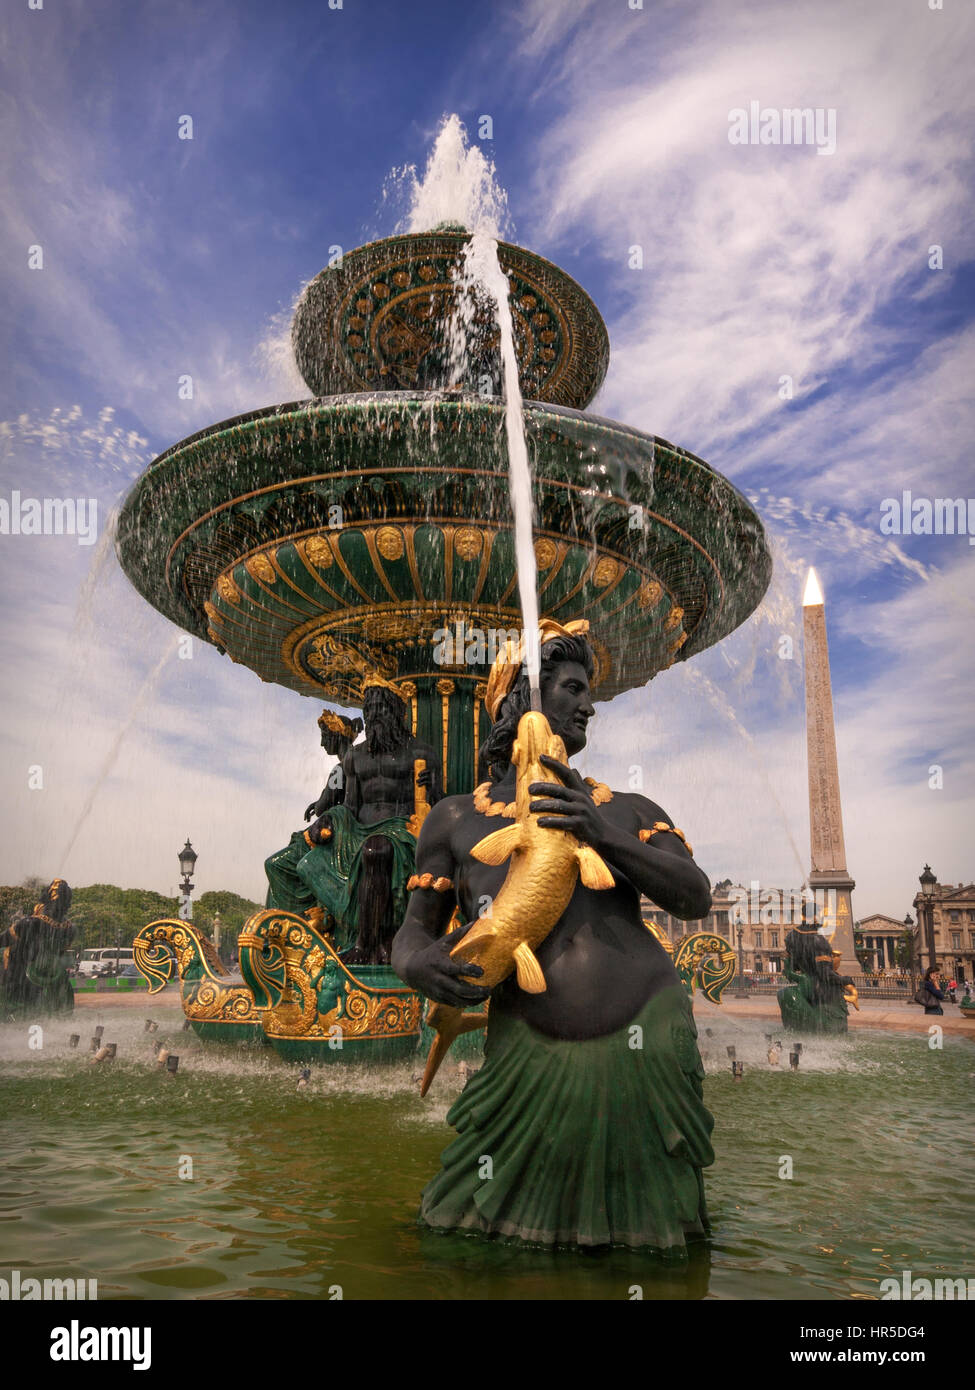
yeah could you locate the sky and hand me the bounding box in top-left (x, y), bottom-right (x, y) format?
top-left (1, 0), bottom-right (973, 924)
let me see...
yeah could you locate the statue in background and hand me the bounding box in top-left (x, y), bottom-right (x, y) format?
top-left (265, 680), bottom-right (441, 964)
top-left (778, 915), bottom-right (856, 1034)
top-left (304, 709), bottom-right (363, 820)
top-left (0, 878), bottom-right (75, 1016)
top-left (264, 709), bottom-right (361, 928)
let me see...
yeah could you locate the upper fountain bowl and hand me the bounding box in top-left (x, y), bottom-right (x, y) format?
top-left (292, 230), bottom-right (610, 409)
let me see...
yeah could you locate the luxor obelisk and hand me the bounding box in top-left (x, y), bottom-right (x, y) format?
top-left (802, 568), bottom-right (858, 974)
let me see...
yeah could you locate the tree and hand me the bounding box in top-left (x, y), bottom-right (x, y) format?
top-left (894, 928), bottom-right (916, 971)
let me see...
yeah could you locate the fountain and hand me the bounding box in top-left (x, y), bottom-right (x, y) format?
top-left (116, 138), bottom-right (769, 1060)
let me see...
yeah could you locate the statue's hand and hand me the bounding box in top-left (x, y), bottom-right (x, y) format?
top-left (304, 802), bottom-right (318, 822)
top-left (406, 920), bottom-right (490, 1009)
top-left (415, 768), bottom-right (433, 789)
top-left (307, 814), bottom-right (333, 846)
top-left (530, 754), bottom-right (606, 851)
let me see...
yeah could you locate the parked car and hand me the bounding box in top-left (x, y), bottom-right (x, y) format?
top-left (117, 963), bottom-right (151, 985)
top-left (77, 947), bottom-right (135, 979)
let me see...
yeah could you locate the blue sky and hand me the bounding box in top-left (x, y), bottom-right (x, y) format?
top-left (1, 0), bottom-right (973, 922)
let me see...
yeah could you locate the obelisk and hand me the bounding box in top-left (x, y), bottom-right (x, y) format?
top-left (802, 568), bottom-right (858, 974)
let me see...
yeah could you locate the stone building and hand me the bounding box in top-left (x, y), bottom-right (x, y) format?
top-left (912, 881), bottom-right (975, 984)
top-left (857, 912), bottom-right (912, 972)
top-left (643, 881), bottom-right (789, 974)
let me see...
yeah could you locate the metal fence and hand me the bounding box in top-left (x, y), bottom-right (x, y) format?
top-left (728, 972), bottom-right (920, 1000)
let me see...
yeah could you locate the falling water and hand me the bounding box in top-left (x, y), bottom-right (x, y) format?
top-left (59, 635), bottom-right (181, 868)
top-left (461, 233), bottom-right (541, 701)
top-left (398, 115), bottom-right (541, 700)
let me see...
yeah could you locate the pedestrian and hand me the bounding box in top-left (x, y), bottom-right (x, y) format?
top-left (919, 966), bottom-right (945, 1016)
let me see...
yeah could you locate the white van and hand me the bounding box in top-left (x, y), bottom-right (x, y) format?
top-left (77, 947), bottom-right (135, 978)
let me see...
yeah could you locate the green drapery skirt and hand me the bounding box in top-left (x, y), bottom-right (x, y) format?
top-left (420, 984), bottom-right (714, 1253)
top-left (264, 806), bottom-right (417, 953)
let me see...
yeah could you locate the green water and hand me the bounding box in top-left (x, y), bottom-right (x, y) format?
top-left (1, 1008), bottom-right (973, 1300)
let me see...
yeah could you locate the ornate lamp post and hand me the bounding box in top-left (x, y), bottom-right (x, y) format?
top-left (734, 922), bottom-right (749, 997)
top-left (178, 839), bottom-right (198, 922)
top-left (918, 864), bottom-right (937, 973)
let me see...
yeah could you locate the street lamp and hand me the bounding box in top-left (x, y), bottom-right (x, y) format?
top-left (734, 922), bottom-right (749, 998)
top-left (918, 865), bottom-right (937, 973)
top-left (902, 913), bottom-right (915, 975)
top-left (178, 838), bottom-right (197, 922)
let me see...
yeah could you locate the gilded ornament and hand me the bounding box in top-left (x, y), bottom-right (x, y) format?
top-left (216, 574), bottom-right (240, 603)
top-left (638, 822), bottom-right (693, 857)
top-left (533, 538), bottom-right (558, 570)
top-left (245, 553), bottom-right (276, 584)
top-left (376, 525), bottom-right (405, 560)
top-left (454, 527), bottom-right (482, 561)
top-left (593, 556), bottom-right (620, 588)
top-left (637, 580), bottom-right (663, 610)
top-left (664, 604), bottom-right (685, 632)
top-left (583, 778), bottom-right (613, 805)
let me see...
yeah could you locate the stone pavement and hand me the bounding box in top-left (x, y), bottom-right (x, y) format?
top-left (694, 992), bottom-right (975, 1038)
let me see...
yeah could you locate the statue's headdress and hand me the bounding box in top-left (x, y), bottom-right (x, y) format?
top-left (361, 673), bottom-right (409, 704)
top-left (485, 619), bottom-right (590, 722)
top-left (317, 709), bottom-right (359, 738)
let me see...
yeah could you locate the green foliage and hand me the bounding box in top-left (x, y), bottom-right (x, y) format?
top-left (0, 881), bottom-right (264, 951)
top-left (69, 885), bottom-right (180, 950)
top-left (894, 929), bottom-right (916, 970)
top-left (193, 890), bottom-right (262, 940)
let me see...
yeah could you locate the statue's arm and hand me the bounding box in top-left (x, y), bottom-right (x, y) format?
top-left (341, 748), bottom-right (361, 817)
top-left (529, 756), bottom-right (711, 921)
top-left (606, 796), bottom-right (712, 921)
top-left (390, 798), bottom-right (488, 1007)
top-left (414, 742), bottom-right (443, 805)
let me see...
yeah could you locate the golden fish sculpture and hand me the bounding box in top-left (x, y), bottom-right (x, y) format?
top-left (419, 711), bottom-right (615, 1096)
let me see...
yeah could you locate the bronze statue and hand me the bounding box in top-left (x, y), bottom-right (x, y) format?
top-left (0, 878), bottom-right (75, 1016)
top-left (303, 709), bottom-right (363, 821)
top-left (391, 621), bottom-right (715, 1252)
top-left (303, 677), bottom-right (442, 964)
top-left (266, 682), bottom-right (441, 964)
top-left (778, 921), bottom-right (856, 1033)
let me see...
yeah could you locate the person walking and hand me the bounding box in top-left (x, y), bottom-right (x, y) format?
top-left (920, 966), bottom-right (945, 1015)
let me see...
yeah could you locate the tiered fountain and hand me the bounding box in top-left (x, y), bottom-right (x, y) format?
top-left (117, 223), bottom-right (770, 1060)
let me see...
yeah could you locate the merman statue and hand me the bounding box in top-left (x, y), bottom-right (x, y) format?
top-left (266, 678), bottom-right (442, 964)
top-left (777, 909), bottom-right (857, 1034)
top-left (0, 878), bottom-right (75, 1016)
top-left (391, 620), bottom-right (715, 1253)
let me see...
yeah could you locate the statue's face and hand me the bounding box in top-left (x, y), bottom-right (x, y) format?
top-left (320, 727), bottom-right (343, 756)
top-left (362, 689), bottom-right (383, 727)
top-left (541, 660), bottom-right (595, 757)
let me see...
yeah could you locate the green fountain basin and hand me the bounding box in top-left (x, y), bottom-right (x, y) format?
top-left (115, 391), bottom-right (771, 709)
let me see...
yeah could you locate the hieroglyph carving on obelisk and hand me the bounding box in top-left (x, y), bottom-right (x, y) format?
top-left (802, 569), bottom-right (858, 973)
